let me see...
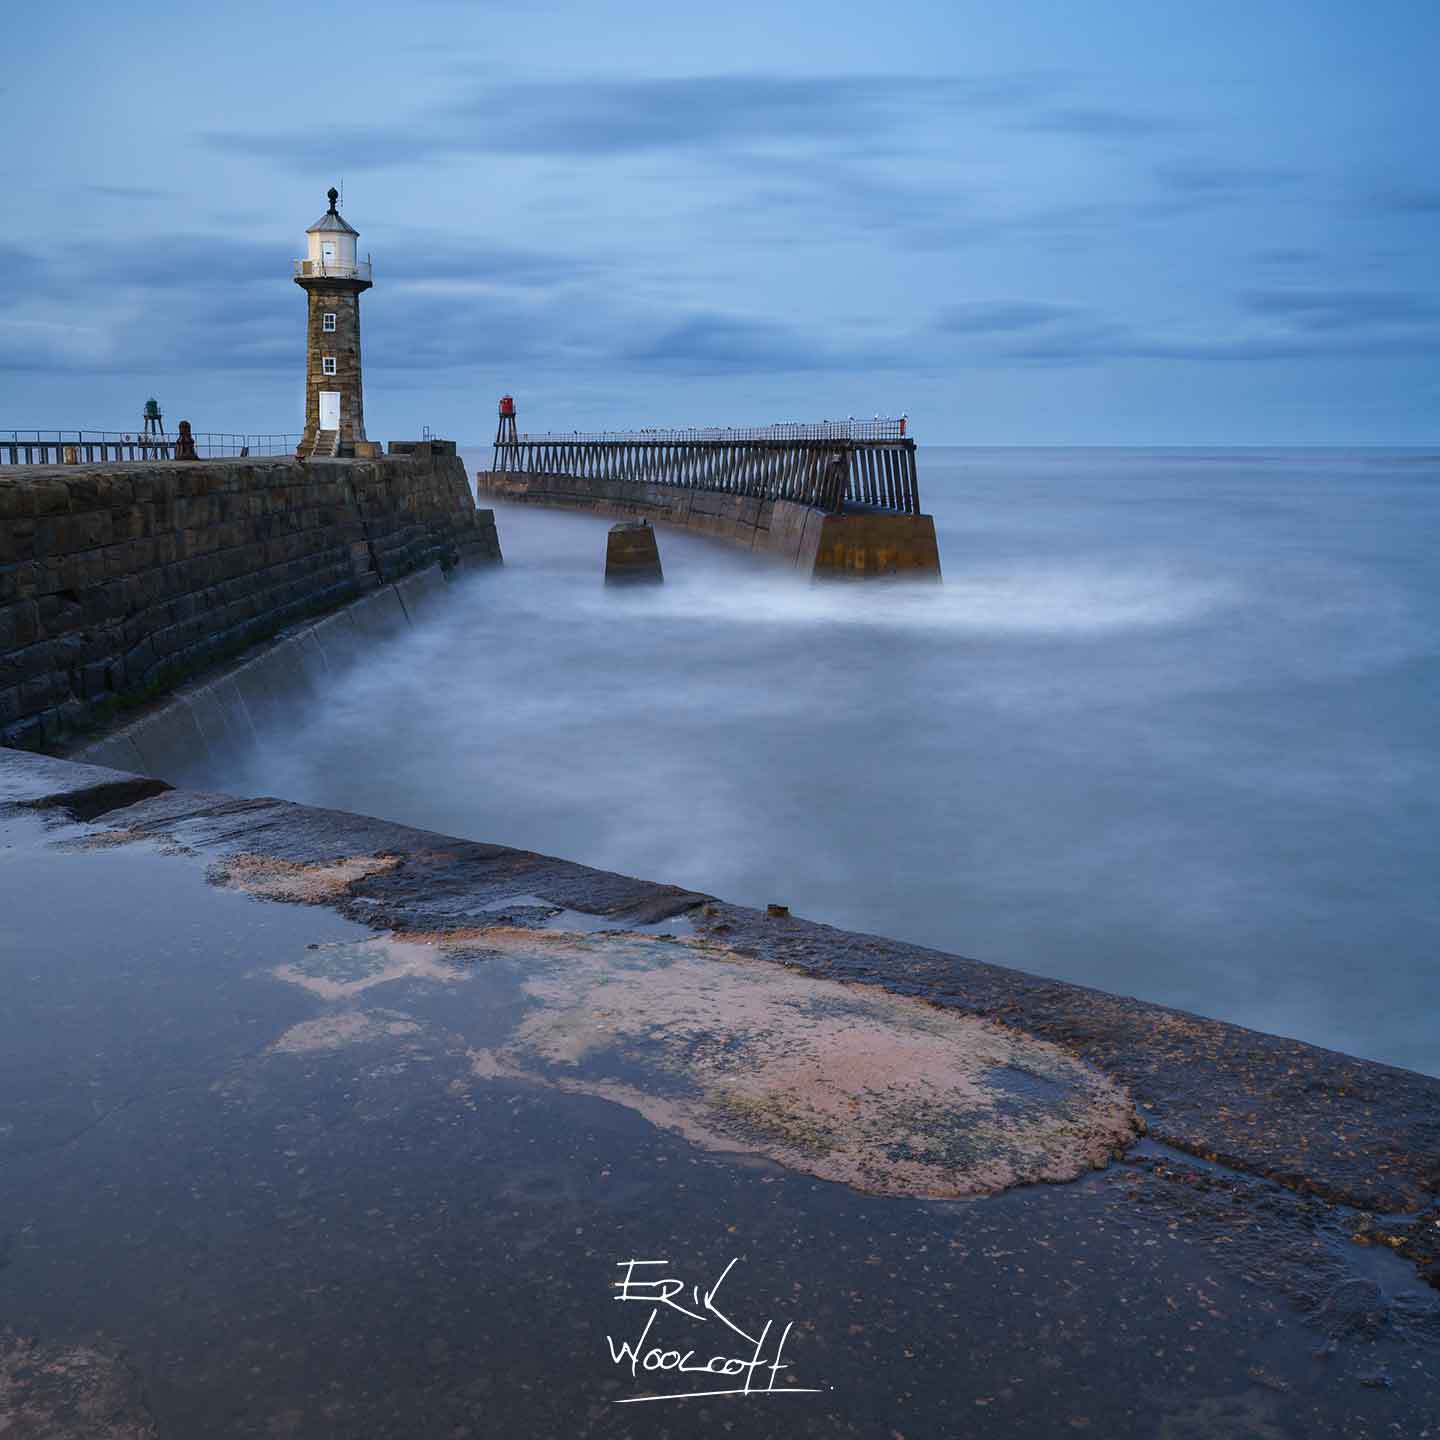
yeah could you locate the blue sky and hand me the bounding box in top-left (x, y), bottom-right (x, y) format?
top-left (2, 0), bottom-right (1437, 443)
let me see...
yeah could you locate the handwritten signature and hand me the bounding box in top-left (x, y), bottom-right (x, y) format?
top-left (606, 1258), bottom-right (824, 1404)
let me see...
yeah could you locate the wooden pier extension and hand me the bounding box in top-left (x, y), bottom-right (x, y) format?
top-left (476, 420), bottom-right (940, 579)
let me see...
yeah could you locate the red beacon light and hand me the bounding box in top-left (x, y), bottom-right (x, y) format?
top-left (494, 394), bottom-right (519, 453)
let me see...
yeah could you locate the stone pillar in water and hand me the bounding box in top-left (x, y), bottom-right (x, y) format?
top-left (605, 521), bottom-right (663, 585)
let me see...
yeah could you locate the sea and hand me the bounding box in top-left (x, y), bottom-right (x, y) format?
top-left (204, 446), bottom-right (1439, 1077)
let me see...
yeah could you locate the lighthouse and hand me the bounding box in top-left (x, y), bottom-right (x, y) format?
top-left (294, 187), bottom-right (372, 458)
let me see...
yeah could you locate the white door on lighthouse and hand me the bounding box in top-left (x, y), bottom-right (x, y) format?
top-left (321, 241), bottom-right (337, 269)
top-left (319, 391), bottom-right (340, 430)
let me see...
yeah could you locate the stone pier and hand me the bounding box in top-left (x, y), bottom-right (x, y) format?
top-left (0, 449), bottom-right (500, 751)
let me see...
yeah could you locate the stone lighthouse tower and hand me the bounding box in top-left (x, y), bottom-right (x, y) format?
top-left (294, 187), bottom-right (372, 458)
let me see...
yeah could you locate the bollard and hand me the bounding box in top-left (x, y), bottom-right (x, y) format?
top-left (175, 420), bottom-right (198, 461)
top-left (605, 520), bottom-right (663, 585)
top-left (62, 445), bottom-right (78, 464)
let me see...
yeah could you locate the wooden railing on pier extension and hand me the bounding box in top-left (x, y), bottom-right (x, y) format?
top-left (492, 420), bottom-right (921, 516)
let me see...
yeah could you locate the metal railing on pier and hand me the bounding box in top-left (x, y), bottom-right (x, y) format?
top-left (491, 422), bottom-right (921, 516)
top-left (0, 430), bottom-right (302, 466)
top-left (515, 419), bottom-right (906, 444)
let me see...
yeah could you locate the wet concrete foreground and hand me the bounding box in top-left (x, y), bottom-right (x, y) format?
top-left (1, 752), bottom-right (1438, 1437)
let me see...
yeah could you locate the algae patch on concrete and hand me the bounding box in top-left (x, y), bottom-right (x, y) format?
top-left (215, 852), bottom-right (400, 903)
top-left (471, 929), bottom-right (1140, 1197)
top-left (260, 924), bottom-right (1140, 1199)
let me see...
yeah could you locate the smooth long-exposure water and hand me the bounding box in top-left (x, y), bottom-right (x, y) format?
top-left (209, 447), bottom-right (1440, 1076)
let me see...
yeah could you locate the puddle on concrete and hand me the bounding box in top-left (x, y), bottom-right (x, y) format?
top-left (3, 808), bottom-right (1438, 1436)
top-left (0, 814), bottom-right (370, 1164)
top-left (268, 934), bottom-right (477, 1002)
top-left (270, 1008), bottom-right (424, 1055)
top-left (263, 923), bottom-right (1140, 1199)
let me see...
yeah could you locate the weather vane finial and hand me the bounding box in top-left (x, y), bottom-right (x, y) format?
top-left (327, 186), bottom-right (339, 213)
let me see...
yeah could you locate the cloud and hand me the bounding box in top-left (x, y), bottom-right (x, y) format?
top-left (367, 289), bottom-right (585, 373)
top-left (0, 244), bottom-right (43, 286)
top-left (381, 239), bottom-right (598, 290)
top-left (0, 317), bottom-right (118, 374)
top-left (1131, 332), bottom-right (1440, 361)
top-left (81, 184), bottom-right (170, 200)
top-left (936, 301), bottom-right (1074, 334)
top-left (206, 72), bottom-right (1058, 169)
top-left (997, 322), bottom-right (1440, 365)
top-left (1130, 162), bottom-right (1310, 222)
top-left (928, 301), bottom-right (1132, 366)
top-left (1368, 184), bottom-right (1440, 214)
top-left (85, 237), bottom-right (282, 290)
top-left (929, 288), bottom-right (1440, 368)
top-left (1241, 288), bottom-right (1440, 330)
top-left (1155, 162), bottom-right (1304, 196)
top-left (1019, 106), bottom-right (1172, 138)
top-left (1252, 248), bottom-right (1318, 266)
top-left (687, 154), bottom-right (997, 255)
top-left (991, 326), bottom-right (1409, 366)
top-left (622, 313), bottom-right (830, 375)
top-left (0, 221), bottom-right (617, 382)
top-left (992, 318), bottom-right (1132, 365)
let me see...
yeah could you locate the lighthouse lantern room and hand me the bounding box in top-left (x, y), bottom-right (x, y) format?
top-left (294, 187), bottom-right (373, 458)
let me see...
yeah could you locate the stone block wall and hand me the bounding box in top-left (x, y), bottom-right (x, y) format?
top-left (0, 452), bottom-right (500, 749)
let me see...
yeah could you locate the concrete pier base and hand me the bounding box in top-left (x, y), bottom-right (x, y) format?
top-left (604, 520), bottom-right (663, 584)
top-left (806, 509), bottom-right (942, 580)
top-left (476, 470), bottom-right (941, 581)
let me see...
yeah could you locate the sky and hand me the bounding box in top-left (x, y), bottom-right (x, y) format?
top-left (1, 0), bottom-right (1437, 444)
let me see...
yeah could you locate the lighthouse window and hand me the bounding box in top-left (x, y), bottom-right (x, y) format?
top-left (322, 356), bottom-right (337, 375)
top-left (322, 311), bottom-right (337, 332)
